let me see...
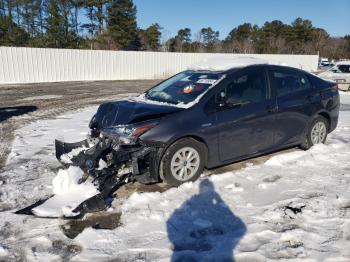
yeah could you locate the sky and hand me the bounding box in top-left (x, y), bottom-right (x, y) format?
top-left (133, 0), bottom-right (350, 40)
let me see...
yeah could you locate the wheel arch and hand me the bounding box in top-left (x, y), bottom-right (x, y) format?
top-left (165, 135), bottom-right (209, 165)
top-left (316, 111), bottom-right (331, 130)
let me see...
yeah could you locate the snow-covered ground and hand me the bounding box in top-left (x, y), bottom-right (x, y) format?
top-left (1, 94), bottom-right (350, 261)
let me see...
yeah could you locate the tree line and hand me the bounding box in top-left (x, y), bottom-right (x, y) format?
top-left (0, 0), bottom-right (349, 59)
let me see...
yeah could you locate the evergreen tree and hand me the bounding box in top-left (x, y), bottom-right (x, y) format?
top-left (0, 15), bottom-right (29, 46)
top-left (176, 28), bottom-right (191, 43)
top-left (200, 27), bottom-right (219, 51)
top-left (0, 1), bottom-right (5, 17)
top-left (45, 0), bottom-right (64, 47)
top-left (140, 23), bottom-right (162, 51)
top-left (174, 28), bottom-right (191, 52)
top-left (106, 0), bottom-right (139, 50)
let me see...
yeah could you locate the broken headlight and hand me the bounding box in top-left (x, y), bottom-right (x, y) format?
top-left (101, 121), bottom-right (158, 140)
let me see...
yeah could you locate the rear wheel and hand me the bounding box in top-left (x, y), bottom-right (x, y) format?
top-left (300, 116), bottom-right (328, 150)
top-left (159, 138), bottom-right (206, 186)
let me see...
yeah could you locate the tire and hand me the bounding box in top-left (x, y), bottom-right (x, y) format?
top-left (159, 138), bottom-right (207, 187)
top-left (300, 116), bottom-right (329, 150)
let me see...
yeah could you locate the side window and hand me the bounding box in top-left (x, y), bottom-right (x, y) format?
top-left (269, 69), bottom-right (310, 97)
top-left (338, 65), bottom-right (350, 73)
top-left (220, 69), bottom-right (267, 105)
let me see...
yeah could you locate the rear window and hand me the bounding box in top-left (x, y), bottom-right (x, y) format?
top-left (269, 68), bottom-right (311, 97)
top-left (308, 74), bottom-right (333, 89)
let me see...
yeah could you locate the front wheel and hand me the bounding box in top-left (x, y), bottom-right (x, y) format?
top-left (159, 138), bottom-right (207, 187)
top-left (300, 116), bottom-right (329, 150)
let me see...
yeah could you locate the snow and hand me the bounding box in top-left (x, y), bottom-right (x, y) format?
top-left (0, 246), bottom-right (9, 257)
top-left (60, 146), bottom-right (88, 164)
top-left (19, 95), bottom-right (63, 101)
top-left (188, 56), bottom-right (268, 71)
top-left (31, 162), bottom-right (99, 218)
top-left (1, 92), bottom-right (350, 260)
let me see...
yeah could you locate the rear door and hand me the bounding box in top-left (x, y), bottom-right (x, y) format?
top-left (216, 67), bottom-right (277, 162)
top-left (268, 66), bottom-right (319, 146)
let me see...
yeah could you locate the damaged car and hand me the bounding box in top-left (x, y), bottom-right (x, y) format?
top-left (18, 58), bottom-right (340, 216)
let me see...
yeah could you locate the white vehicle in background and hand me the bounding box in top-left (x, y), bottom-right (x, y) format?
top-left (318, 61), bottom-right (350, 91)
top-left (319, 57), bottom-right (329, 67)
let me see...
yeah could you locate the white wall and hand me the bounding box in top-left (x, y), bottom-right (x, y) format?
top-left (0, 46), bottom-right (319, 84)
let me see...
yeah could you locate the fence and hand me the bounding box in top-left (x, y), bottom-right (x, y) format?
top-left (0, 46), bottom-right (319, 84)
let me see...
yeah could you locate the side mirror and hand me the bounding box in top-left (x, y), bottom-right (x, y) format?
top-left (216, 90), bottom-right (227, 108)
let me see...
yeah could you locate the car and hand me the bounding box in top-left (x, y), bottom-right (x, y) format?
top-left (56, 58), bottom-right (340, 189)
top-left (46, 57), bottom-right (341, 215)
top-left (318, 61), bottom-right (350, 91)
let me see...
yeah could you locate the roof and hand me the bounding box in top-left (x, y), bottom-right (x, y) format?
top-left (336, 60), bottom-right (350, 66)
top-left (187, 56), bottom-right (268, 71)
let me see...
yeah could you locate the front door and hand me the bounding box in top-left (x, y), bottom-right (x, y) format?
top-left (216, 67), bottom-right (277, 162)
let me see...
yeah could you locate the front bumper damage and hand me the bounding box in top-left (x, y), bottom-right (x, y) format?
top-left (16, 131), bottom-right (163, 217)
top-left (56, 131), bottom-right (162, 185)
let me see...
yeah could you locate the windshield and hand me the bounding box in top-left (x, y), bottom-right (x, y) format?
top-left (145, 71), bottom-right (223, 105)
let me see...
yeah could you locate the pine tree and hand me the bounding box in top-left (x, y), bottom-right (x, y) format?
top-left (140, 23), bottom-right (162, 51)
top-left (106, 0), bottom-right (139, 50)
top-left (46, 0), bottom-right (64, 47)
top-left (0, 15), bottom-right (29, 46)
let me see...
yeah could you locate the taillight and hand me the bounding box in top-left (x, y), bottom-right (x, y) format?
top-left (332, 84), bottom-right (339, 91)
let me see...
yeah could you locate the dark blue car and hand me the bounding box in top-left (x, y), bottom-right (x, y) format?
top-left (56, 63), bottom-right (340, 189)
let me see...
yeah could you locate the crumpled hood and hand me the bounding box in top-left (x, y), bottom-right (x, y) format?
top-left (93, 100), bottom-right (182, 129)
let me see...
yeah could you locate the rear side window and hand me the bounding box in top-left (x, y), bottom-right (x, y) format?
top-left (308, 74), bottom-right (333, 89)
top-left (338, 65), bottom-right (350, 73)
top-left (222, 69), bottom-right (268, 104)
top-left (269, 68), bottom-right (311, 97)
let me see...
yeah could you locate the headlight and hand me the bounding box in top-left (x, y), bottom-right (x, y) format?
top-left (103, 122), bottom-right (158, 138)
top-left (131, 124), bottom-right (157, 137)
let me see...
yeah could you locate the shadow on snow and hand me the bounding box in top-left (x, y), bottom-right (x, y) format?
top-left (0, 106), bottom-right (37, 122)
top-left (167, 179), bottom-right (246, 262)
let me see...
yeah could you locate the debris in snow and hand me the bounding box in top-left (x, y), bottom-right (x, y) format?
top-left (284, 204), bottom-right (306, 219)
top-left (31, 166), bottom-right (99, 217)
top-left (188, 56), bottom-right (268, 71)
